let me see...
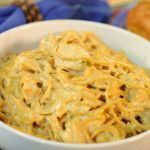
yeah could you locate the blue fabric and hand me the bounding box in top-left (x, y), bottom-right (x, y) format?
top-left (0, 0), bottom-right (111, 33)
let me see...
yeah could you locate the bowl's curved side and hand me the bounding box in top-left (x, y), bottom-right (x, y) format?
top-left (0, 121), bottom-right (150, 150)
top-left (0, 20), bottom-right (150, 150)
top-left (0, 20), bottom-right (150, 67)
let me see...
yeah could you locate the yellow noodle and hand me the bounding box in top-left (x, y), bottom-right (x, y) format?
top-left (0, 31), bottom-right (149, 143)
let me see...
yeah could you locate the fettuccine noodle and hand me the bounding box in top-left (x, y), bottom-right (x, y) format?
top-left (0, 31), bottom-right (150, 143)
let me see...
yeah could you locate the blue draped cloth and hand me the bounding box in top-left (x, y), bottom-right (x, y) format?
top-left (0, 0), bottom-right (111, 33)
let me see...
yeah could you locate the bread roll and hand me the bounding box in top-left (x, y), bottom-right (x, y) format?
top-left (126, 0), bottom-right (150, 40)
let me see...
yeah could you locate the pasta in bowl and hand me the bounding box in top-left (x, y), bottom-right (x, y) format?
top-left (0, 30), bottom-right (150, 144)
top-left (0, 20), bottom-right (149, 150)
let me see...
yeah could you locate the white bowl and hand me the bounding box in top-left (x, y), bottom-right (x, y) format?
top-left (0, 20), bottom-right (150, 150)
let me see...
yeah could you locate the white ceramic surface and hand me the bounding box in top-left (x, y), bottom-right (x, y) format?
top-left (0, 20), bottom-right (150, 150)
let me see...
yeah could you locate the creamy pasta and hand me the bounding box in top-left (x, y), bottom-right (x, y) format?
top-left (0, 31), bottom-right (150, 143)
